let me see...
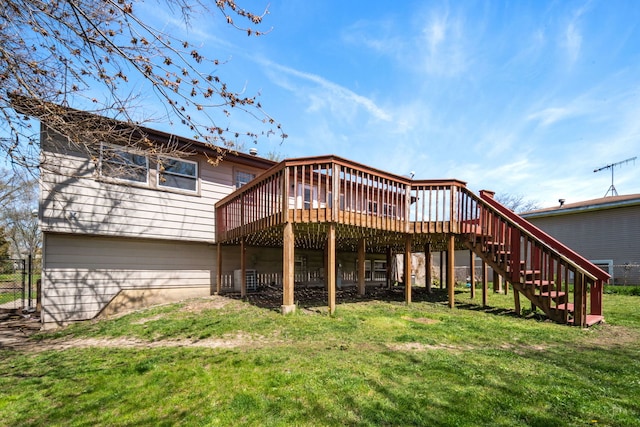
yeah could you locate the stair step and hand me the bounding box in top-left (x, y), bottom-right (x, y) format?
top-left (485, 241), bottom-right (506, 249)
top-left (524, 280), bottom-right (554, 288)
top-left (555, 303), bottom-right (574, 312)
top-left (568, 315), bottom-right (604, 327)
top-left (540, 290), bottom-right (566, 300)
top-left (522, 270), bottom-right (541, 278)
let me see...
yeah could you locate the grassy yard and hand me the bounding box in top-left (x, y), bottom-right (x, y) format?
top-left (0, 293), bottom-right (19, 305)
top-left (1, 287), bottom-right (639, 426)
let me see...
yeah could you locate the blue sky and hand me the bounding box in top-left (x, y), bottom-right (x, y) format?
top-left (145, 0), bottom-right (640, 207)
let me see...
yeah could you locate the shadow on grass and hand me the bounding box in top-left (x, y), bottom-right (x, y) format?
top-left (225, 285), bottom-right (453, 312)
top-left (225, 284), bottom-right (560, 326)
top-left (455, 302), bottom-right (521, 318)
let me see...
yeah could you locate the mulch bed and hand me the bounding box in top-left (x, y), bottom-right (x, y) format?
top-left (225, 284), bottom-right (451, 311)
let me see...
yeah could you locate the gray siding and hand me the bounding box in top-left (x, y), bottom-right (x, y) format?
top-left (42, 234), bottom-right (216, 323)
top-left (527, 205), bottom-right (640, 284)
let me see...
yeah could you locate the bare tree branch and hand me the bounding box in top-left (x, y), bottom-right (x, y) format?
top-left (0, 167), bottom-right (40, 258)
top-left (0, 0), bottom-right (286, 170)
top-left (495, 193), bottom-right (540, 213)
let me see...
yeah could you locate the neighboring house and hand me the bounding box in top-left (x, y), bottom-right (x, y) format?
top-left (522, 195), bottom-right (640, 285)
top-left (32, 105), bottom-right (609, 327)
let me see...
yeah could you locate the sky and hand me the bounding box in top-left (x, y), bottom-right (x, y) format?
top-left (144, 0), bottom-right (640, 208)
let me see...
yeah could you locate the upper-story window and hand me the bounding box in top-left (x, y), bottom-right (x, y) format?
top-left (235, 170), bottom-right (256, 188)
top-left (158, 156), bottom-right (198, 192)
top-left (100, 144), bottom-right (148, 183)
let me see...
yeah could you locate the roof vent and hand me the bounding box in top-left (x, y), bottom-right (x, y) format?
top-left (559, 198), bottom-right (565, 207)
top-left (249, 147), bottom-right (258, 156)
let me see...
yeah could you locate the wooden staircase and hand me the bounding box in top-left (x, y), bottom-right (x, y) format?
top-left (459, 190), bottom-right (609, 327)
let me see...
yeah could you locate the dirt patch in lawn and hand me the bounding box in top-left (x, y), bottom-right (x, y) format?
top-left (181, 296), bottom-right (232, 313)
top-left (581, 323), bottom-right (640, 349)
top-left (23, 332), bottom-right (278, 353)
top-left (402, 316), bottom-right (440, 325)
top-left (388, 342), bottom-right (472, 352)
top-left (130, 296), bottom-right (233, 325)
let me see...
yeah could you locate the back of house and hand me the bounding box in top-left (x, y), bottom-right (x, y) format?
top-left (38, 123), bottom-right (273, 325)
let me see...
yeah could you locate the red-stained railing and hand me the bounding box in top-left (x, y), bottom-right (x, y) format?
top-left (454, 188), bottom-right (609, 325)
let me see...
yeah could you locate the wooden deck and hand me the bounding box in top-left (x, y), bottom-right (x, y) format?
top-left (215, 155), bottom-right (610, 326)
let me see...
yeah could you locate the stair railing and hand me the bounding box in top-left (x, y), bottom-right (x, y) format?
top-left (457, 188), bottom-right (609, 325)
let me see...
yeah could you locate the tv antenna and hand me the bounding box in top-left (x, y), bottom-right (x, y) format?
top-left (593, 156), bottom-right (637, 197)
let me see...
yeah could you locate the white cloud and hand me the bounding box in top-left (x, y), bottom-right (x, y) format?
top-left (561, 3), bottom-right (591, 66)
top-left (418, 10), bottom-right (468, 76)
top-left (341, 9), bottom-right (469, 78)
top-left (341, 20), bottom-right (403, 55)
top-left (527, 107), bottom-right (573, 127)
top-left (259, 59), bottom-right (392, 122)
top-left (564, 22), bottom-right (582, 64)
top-left (425, 15), bottom-right (447, 53)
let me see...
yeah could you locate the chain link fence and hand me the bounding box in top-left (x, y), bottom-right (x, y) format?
top-left (612, 264), bottom-right (640, 286)
top-left (0, 259), bottom-right (26, 309)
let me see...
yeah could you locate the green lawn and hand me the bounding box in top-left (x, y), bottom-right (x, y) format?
top-left (0, 292), bottom-right (20, 305)
top-left (1, 288), bottom-right (639, 426)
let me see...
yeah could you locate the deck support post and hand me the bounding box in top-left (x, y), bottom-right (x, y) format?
top-left (386, 247), bottom-right (393, 288)
top-left (574, 272), bottom-right (586, 327)
top-left (323, 244), bottom-right (328, 290)
top-left (482, 259), bottom-right (488, 307)
top-left (513, 288), bottom-right (521, 316)
top-left (447, 234), bottom-right (455, 308)
top-left (493, 270), bottom-right (502, 293)
top-left (425, 242), bottom-right (432, 295)
top-left (282, 222), bottom-right (296, 314)
top-left (591, 280), bottom-right (603, 316)
top-left (469, 250), bottom-right (476, 299)
top-left (404, 234), bottom-right (412, 304)
top-left (357, 238), bottom-right (366, 297)
top-left (327, 223), bottom-right (336, 314)
top-left (240, 238), bottom-right (246, 299)
top-left (440, 251), bottom-right (445, 290)
top-left (215, 243), bottom-right (222, 295)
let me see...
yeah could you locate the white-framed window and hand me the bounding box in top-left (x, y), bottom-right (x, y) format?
top-left (158, 156), bottom-right (198, 192)
top-left (373, 260), bottom-right (387, 281)
top-left (364, 259), bottom-right (372, 281)
top-left (235, 170), bottom-right (256, 188)
top-left (99, 143), bottom-right (148, 183)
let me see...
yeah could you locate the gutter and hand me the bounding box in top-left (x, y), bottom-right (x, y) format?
top-left (522, 198), bottom-right (640, 219)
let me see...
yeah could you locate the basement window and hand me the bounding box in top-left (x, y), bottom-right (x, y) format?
top-left (373, 260), bottom-right (387, 281)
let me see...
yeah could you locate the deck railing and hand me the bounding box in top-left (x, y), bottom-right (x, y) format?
top-left (215, 155), bottom-right (467, 241)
